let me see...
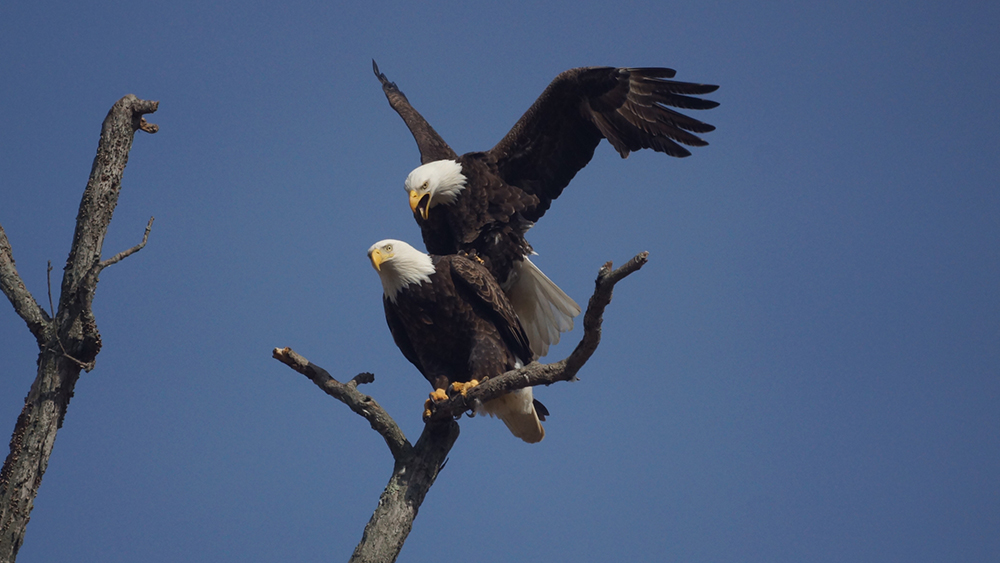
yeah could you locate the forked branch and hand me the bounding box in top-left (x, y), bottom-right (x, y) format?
top-left (272, 251), bottom-right (647, 563)
top-left (424, 251), bottom-right (649, 421)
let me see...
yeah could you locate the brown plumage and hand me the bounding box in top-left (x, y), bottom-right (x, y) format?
top-left (374, 62), bottom-right (718, 359)
top-left (374, 61), bottom-right (718, 230)
top-left (368, 239), bottom-right (546, 442)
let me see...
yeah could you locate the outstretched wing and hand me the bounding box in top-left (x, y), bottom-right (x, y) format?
top-left (448, 256), bottom-right (533, 362)
top-left (489, 66), bottom-right (719, 220)
top-left (373, 60), bottom-right (458, 164)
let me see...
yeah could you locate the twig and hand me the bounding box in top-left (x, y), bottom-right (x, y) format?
top-left (47, 261), bottom-right (54, 318)
top-left (0, 223), bottom-right (50, 341)
top-left (271, 347), bottom-right (412, 462)
top-left (51, 338), bottom-right (96, 372)
top-left (96, 216), bottom-right (154, 272)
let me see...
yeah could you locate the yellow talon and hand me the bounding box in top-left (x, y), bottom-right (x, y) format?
top-left (429, 388), bottom-right (448, 402)
top-left (450, 379), bottom-right (480, 396)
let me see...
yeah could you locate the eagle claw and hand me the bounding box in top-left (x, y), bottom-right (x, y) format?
top-left (450, 379), bottom-right (480, 397)
top-left (423, 388), bottom-right (450, 419)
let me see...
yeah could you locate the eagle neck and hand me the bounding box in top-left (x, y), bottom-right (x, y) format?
top-left (381, 251), bottom-right (436, 303)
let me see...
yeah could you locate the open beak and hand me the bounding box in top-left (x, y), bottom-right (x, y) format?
top-left (369, 249), bottom-right (384, 271)
top-left (409, 191), bottom-right (431, 220)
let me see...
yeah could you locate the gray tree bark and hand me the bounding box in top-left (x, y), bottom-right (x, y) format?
top-left (0, 95), bottom-right (158, 562)
top-left (273, 251), bottom-right (647, 563)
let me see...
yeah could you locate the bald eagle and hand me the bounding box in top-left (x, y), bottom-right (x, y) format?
top-left (374, 62), bottom-right (718, 357)
top-left (368, 239), bottom-right (547, 443)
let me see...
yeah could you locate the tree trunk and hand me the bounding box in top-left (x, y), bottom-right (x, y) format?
top-left (0, 94), bottom-right (158, 562)
top-left (349, 421), bottom-right (460, 563)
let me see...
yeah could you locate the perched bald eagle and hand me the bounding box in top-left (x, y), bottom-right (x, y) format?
top-left (368, 239), bottom-right (548, 443)
top-left (374, 62), bottom-right (718, 357)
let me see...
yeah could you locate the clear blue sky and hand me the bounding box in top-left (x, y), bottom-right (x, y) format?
top-left (2, 1), bottom-right (998, 561)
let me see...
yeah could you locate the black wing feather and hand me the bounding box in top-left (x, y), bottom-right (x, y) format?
top-left (448, 256), bottom-right (533, 362)
top-left (373, 60), bottom-right (458, 164)
top-left (489, 66), bottom-right (718, 221)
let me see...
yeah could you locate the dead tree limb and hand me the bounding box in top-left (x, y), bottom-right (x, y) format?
top-left (425, 251), bottom-right (649, 421)
top-left (0, 95), bottom-right (158, 562)
top-left (272, 348), bottom-right (412, 462)
top-left (273, 251), bottom-right (647, 563)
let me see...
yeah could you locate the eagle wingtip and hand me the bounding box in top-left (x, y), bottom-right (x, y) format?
top-left (373, 59), bottom-right (395, 89)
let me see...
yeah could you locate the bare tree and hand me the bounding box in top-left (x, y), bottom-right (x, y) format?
top-left (273, 251), bottom-right (648, 563)
top-left (0, 95), bottom-right (158, 562)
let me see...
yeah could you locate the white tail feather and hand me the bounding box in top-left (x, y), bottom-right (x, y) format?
top-left (476, 387), bottom-right (544, 443)
top-left (505, 256), bottom-right (581, 358)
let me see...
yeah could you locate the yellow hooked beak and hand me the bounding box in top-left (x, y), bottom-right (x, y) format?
top-left (409, 190), bottom-right (431, 220)
top-left (369, 248), bottom-right (386, 271)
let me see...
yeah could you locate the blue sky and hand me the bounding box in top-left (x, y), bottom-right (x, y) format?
top-left (1, 1), bottom-right (998, 561)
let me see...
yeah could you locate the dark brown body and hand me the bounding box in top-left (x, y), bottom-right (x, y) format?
top-left (383, 254), bottom-right (532, 391)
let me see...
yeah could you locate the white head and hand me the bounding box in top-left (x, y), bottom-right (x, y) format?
top-left (367, 239), bottom-right (436, 302)
top-left (404, 160), bottom-right (467, 220)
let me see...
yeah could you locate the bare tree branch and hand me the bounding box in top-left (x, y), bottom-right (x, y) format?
top-left (0, 94), bottom-right (158, 562)
top-left (0, 225), bottom-right (51, 345)
top-left (424, 251), bottom-right (650, 421)
top-left (96, 216), bottom-right (154, 272)
top-left (272, 251), bottom-right (647, 563)
top-left (271, 349), bottom-right (460, 563)
top-left (46, 262), bottom-right (54, 319)
top-left (58, 95), bottom-right (158, 323)
top-left (272, 347), bottom-right (412, 462)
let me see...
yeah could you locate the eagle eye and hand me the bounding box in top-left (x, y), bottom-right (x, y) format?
top-left (385, 244), bottom-right (393, 252)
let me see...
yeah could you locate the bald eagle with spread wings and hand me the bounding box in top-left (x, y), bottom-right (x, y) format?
top-left (374, 62), bottom-right (718, 358)
top-left (368, 239), bottom-right (547, 443)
